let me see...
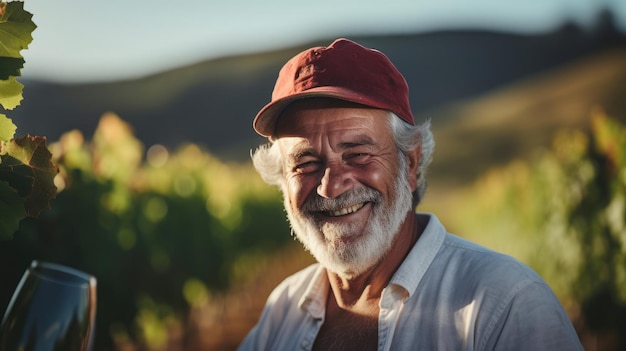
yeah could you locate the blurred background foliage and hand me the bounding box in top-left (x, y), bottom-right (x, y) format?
top-left (1, 112), bottom-right (298, 350)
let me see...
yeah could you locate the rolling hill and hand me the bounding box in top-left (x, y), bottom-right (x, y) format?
top-left (10, 13), bottom-right (625, 163)
top-left (426, 47), bottom-right (626, 188)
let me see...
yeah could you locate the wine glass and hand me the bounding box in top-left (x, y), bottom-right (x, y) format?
top-left (0, 260), bottom-right (97, 351)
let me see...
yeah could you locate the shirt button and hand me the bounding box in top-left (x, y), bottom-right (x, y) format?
top-left (302, 340), bottom-right (310, 349)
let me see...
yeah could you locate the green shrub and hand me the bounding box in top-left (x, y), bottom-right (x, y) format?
top-left (5, 113), bottom-right (291, 349)
top-left (452, 108), bottom-right (626, 348)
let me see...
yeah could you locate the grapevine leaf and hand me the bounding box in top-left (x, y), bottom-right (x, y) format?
top-left (0, 76), bottom-right (22, 110)
top-left (0, 113), bottom-right (16, 141)
top-left (0, 1), bottom-right (36, 58)
top-left (0, 56), bottom-right (24, 79)
top-left (0, 180), bottom-right (25, 240)
top-left (0, 153), bottom-right (33, 196)
top-left (1, 135), bottom-right (58, 217)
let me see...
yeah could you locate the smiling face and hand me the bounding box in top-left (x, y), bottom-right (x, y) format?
top-left (274, 99), bottom-right (417, 279)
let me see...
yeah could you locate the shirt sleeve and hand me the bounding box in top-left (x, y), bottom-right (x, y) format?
top-left (483, 281), bottom-right (584, 351)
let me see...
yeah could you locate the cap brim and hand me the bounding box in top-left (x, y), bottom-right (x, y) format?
top-left (253, 86), bottom-right (391, 137)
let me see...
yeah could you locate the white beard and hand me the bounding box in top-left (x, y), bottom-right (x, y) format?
top-left (284, 158), bottom-right (414, 279)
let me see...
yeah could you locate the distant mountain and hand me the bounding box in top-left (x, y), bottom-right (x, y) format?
top-left (11, 13), bottom-right (626, 160)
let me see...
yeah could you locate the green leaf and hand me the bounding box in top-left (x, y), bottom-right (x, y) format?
top-left (0, 56), bottom-right (24, 79)
top-left (0, 75), bottom-right (23, 110)
top-left (0, 180), bottom-right (25, 240)
top-left (0, 135), bottom-right (58, 217)
top-left (0, 1), bottom-right (36, 58)
top-left (0, 153), bottom-right (34, 196)
top-left (0, 113), bottom-right (16, 141)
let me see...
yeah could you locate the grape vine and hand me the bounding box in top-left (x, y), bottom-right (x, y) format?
top-left (0, 1), bottom-right (58, 240)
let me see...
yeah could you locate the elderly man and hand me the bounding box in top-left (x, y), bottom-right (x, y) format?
top-left (239, 38), bottom-right (583, 350)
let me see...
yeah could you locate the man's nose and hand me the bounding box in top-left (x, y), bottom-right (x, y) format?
top-left (317, 164), bottom-right (353, 199)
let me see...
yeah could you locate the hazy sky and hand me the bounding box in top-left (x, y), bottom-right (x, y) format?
top-left (20, 0), bottom-right (626, 83)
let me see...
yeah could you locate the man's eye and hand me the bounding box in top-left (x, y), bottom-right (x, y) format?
top-left (348, 153), bottom-right (370, 162)
top-left (294, 161), bottom-right (320, 173)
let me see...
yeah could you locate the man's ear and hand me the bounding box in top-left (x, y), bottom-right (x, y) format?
top-left (405, 143), bottom-right (422, 192)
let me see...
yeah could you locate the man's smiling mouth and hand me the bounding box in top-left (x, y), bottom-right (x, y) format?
top-left (326, 202), bottom-right (366, 217)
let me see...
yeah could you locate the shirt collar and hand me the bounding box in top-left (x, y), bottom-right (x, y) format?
top-left (389, 213), bottom-right (447, 299)
top-left (298, 264), bottom-right (328, 319)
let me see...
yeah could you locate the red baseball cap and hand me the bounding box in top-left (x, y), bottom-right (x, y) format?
top-left (253, 38), bottom-right (414, 137)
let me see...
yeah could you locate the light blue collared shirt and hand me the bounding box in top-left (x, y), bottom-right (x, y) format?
top-left (238, 213), bottom-right (583, 350)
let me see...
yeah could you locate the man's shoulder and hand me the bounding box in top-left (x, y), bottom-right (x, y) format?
top-left (438, 233), bottom-right (545, 286)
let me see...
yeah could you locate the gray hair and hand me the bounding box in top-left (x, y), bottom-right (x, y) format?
top-left (251, 113), bottom-right (435, 206)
